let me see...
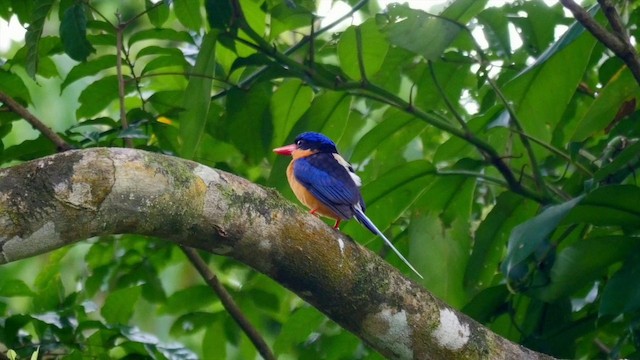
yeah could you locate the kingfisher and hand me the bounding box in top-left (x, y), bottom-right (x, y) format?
top-left (273, 132), bottom-right (423, 279)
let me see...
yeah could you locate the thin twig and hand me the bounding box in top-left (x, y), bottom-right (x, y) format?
top-left (115, 20), bottom-right (134, 148)
top-left (427, 60), bottom-right (469, 131)
top-left (485, 75), bottom-right (549, 198)
top-left (0, 91), bottom-right (72, 151)
top-left (180, 246), bottom-right (275, 360)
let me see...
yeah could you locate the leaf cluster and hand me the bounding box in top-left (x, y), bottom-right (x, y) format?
top-left (0, 0), bottom-right (639, 358)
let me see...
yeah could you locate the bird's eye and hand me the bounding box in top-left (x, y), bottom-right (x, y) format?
top-left (296, 140), bottom-right (303, 146)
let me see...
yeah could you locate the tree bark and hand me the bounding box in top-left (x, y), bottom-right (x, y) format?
top-left (0, 148), bottom-right (554, 360)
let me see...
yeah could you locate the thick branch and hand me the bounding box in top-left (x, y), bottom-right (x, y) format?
top-left (0, 149), bottom-right (554, 360)
top-left (560, 0), bottom-right (640, 85)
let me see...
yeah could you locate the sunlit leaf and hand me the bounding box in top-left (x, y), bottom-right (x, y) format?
top-left (174, 0), bottom-right (202, 31)
top-left (61, 55), bottom-right (117, 92)
top-left (101, 286), bottom-right (142, 324)
top-left (146, 0), bottom-right (169, 27)
top-left (381, 4), bottom-right (462, 60)
top-left (179, 31), bottom-right (217, 159)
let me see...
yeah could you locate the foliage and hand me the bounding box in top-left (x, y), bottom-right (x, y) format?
top-left (0, 0), bottom-right (639, 358)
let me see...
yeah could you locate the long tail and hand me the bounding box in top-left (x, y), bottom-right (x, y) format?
top-left (353, 207), bottom-right (423, 279)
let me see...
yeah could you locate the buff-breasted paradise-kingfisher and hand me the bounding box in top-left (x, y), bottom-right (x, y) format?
top-left (273, 132), bottom-right (423, 279)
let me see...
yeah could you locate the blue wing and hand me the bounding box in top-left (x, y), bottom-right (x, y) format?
top-left (293, 153), bottom-right (363, 219)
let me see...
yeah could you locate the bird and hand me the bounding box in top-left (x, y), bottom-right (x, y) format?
top-left (273, 132), bottom-right (423, 279)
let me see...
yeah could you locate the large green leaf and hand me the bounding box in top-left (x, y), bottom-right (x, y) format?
top-left (24, 0), bottom-right (54, 78)
top-left (76, 75), bottom-right (134, 118)
top-left (340, 160), bottom-right (437, 243)
top-left (501, 196), bottom-right (584, 279)
top-left (101, 286), bottom-right (142, 324)
top-left (337, 20), bottom-right (389, 81)
top-left (178, 33), bottom-right (217, 159)
top-left (350, 109), bottom-right (416, 164)
top-left (565, 185), bottom-right (640, 228)
top-left (465, 192), bottom-right (538, 296)
top-left (503, 16), bottom-right (597, 145)
top-left (128, 28), bottom-right (194, 47)
top-left (533, 236), bottom-right (640, 302)
top-left (60, 3), bottom-right (95, 61)
top-left (0, 69), bottom-right (32, 103)
top-left (600, 253), bottom-right (640, 316)
top-left (274, 306), bottom-right (325, 356)
top-left (381, 4), bottom-right (462, 60)
top-left (174, 0), bottom-right (202, 31)
top-left (146, 0), bottom-right (169, 27)
top-left (571, 67), bottom-right (640, 141)
top-left (271, 79), bottom-right (313, 149)
top-left (225, 82), bottom-right (273, 163)
top-left (61, 55), bottom-right (117, 92)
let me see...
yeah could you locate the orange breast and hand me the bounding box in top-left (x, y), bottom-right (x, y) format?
top-left (286, 160), bottom-right (342, 220)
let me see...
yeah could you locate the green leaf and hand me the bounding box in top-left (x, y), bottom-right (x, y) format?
top-left (159, 285), bottom-right (217, 315)
top-left (128, 28), bottom-right (194, 47)
top-left (350, 109), bottom-right (416, 164)
top-left (465, 193), bottom-right (538, 295)
top-left (0, 279), bottom-right (35, 297)
top-left (571, 67), bottom-right (640, 141)
top-left (24, 0), bottom-right (55, 78)
top-left (203, 322), bottom-right (227, 360)
top-left (502, 8), bottom-right (597, 147)
top-left (565, 185), bottom-right (640, 227)
top-left (534, 236), bottom-right (640, 302)
top-left (179, 31), bottom-right (217, 160)
top-left (60, 3), bottom-right (95, 61)
top-left (1, 135), bottom-right (56, 163)
top-left (146, 0), bottom-right (169, 28)
top-left (61, 55), bottom-right (117, 92)
top-left (341, 160), bottom-right (437, 242)
top-left (205, 0), bottom-right (233, 30)
top-left (136, 46), bottom-right (184, 59)
top-left (501, 196), bottom-right (584, 279)
top-left (76, 75), bottom-right (134, 118)
top-left (101, 286), bottom-right (142, 324)
top-left (337, 20), bottom-right (389, 81)
top-left (440, 0), bottom-right (489, 24)
top-left (477, 7), bottom-right (511, 56)
top-left (225, 82), bottom-right (273, 163)
top-left (271, 79), bottom-right (313, 149)
top-left (462, 285), bottom-right (509, 323)
top-left (381, 4), bottom-right (462, 60)
top-left (0, 69), bottom-right (32, 103)
top-left (170, 312), bottom-right (217, 336)
top-left (174, 0), bottom-right (202, 31)
top-left (274, 306), bottom-right (325, 355)
top-left (600, 253), bottom-right (640, 316)
top-left (140, 55), bottom-right (190, 75)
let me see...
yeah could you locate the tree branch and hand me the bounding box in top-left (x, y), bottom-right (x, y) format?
top-left (180, 247), bottom-right (275, 360)
top-left (0, 91), bottom-right (72, 151)
top-left (560, 0), bottom-right (640, 85)
top-left (0, 148), bottom-right (555, 360)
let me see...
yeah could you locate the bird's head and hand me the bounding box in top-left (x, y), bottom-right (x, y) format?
top-left (273, 132), bottom-right (338, 158)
